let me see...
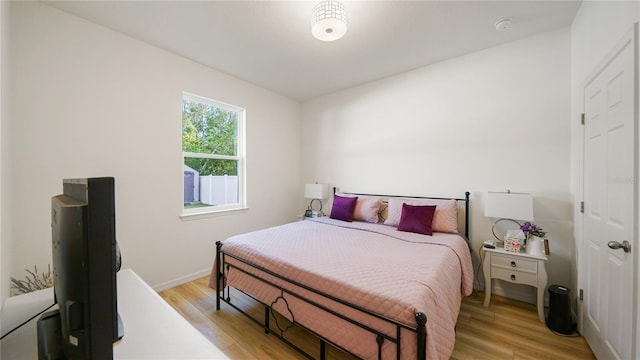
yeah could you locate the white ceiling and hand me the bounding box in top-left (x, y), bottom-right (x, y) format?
top-left (44, 1), bottom-right (581, 101)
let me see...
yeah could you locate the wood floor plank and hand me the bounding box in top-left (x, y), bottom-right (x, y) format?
top-left (159, 277), bottom-right (595, 359)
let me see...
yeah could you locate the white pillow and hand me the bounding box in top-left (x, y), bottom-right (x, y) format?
top-left (384, 198), bottom-right (406, 227)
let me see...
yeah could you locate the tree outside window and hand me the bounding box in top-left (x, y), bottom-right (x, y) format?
top-left (182, 93), bottom-right (245, 215)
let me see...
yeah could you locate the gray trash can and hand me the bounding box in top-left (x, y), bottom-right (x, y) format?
top-left (546, 285), bottom-right (573, 334)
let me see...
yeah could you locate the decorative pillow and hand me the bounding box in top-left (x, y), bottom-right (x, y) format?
top-left (330, 195), bottom-right (358, 222)
top-left (427, 199), bottom-right (459, 234)
top-left (397, 204), bottom-right (436, 236)
top-left (383, 198), bottom-right (407, 227)
top-left (384, 198), bottom-right (459, 234)
top-left (378, 202), bottom-right (388, 223)
top-left (334, 194), bottom-right (382, 223)
top-left (354, 196), bottom-right (382, 223)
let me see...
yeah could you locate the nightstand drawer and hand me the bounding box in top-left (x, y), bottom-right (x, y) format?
top-left (492, 254), bottom-right (537, 273)
top-left (491, 267), bottom-right (538, 286)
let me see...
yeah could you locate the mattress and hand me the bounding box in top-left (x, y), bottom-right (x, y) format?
top-left (211, 217), bottom-right (473, 359)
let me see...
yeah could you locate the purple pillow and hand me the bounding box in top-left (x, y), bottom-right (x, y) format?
top-left (330, 195), bottom-right (358, 222)
top-left (397, 203), bottom-right (436, 235)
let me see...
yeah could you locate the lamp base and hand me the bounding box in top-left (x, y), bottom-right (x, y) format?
top-left (309, 198), bottom-right (324, 216)
top-left (304, 209), bottom-right (321, 218)
top-left (491, 218), bottom-right (522, 245)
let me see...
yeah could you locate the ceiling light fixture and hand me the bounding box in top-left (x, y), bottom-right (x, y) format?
top-left (311, 1), bottom-right (347, 42)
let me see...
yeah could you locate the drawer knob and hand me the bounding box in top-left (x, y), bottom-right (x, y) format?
top-left (510, 261), bottom-right (516, 268)
top-left (511, 274), bottom-right (516, 281)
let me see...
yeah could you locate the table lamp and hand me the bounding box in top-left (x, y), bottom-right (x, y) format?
top-left (304, 183), bottom-right (330, 217)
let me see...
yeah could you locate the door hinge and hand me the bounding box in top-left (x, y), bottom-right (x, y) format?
top-left (581, 113), bottom-right (585, 125)
top-left (580, 201), bottom-right (584, 213)
top-left (579, 289), bottom-right (584, 301)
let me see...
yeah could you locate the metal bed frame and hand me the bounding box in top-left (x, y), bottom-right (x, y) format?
top-left (215, 191), bottom-right (470, 360)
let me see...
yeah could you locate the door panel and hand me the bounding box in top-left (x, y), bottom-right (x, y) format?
top-left (586, 243), bottom-right (601, 329)
top-left (581, 27), bottom-right (635, 360)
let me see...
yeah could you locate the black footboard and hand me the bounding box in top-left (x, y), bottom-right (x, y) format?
top-left (214, 191), bottom-right (470, 360)
top-left (215, 241), bottom-right (428, 360)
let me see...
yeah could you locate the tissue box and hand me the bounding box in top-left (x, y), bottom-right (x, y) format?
top-left (504, 239), bottom-right (522, 253)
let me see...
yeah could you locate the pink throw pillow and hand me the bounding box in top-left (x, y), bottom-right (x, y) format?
top-left (354, 197), bottom-right (382, 223)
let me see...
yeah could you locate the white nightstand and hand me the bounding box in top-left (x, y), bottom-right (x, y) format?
top-left (482, 246), bottom-right (548, 322)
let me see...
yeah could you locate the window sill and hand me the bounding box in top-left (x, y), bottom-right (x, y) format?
top-left (180, 207), bottom-right (249, 221)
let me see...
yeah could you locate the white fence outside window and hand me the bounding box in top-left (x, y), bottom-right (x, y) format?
top-left (199, 175), bottom-right (238, 206)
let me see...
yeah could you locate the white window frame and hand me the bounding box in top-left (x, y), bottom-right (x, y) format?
top-left (181, 92), bottom-right (247, 219)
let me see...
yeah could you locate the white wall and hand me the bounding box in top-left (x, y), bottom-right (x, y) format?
top-left (569, 0), bottom-right (639, 353)
top-left (301, 28), bottom-right (572, 304)
top-left (5, 1), bottom-right (301, 289)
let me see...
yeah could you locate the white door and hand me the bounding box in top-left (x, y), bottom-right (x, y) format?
top-left (581, 26), bottom-right (636, 360)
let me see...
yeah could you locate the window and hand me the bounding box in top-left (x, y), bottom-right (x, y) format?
top-left (182, 93), bottom-right (245, 216)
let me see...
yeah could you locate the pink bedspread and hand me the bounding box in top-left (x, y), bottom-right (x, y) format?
top-left (211, 217), bottom-right (473, 359)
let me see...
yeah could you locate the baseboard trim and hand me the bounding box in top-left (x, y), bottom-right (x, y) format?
top-left (151, 268), bottom-right (211, 292)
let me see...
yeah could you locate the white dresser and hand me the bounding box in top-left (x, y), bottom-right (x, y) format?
top-left (1, 268), bottom-right (229, 359)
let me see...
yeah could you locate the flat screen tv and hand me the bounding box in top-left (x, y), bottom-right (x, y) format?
top-left (37, 177), bottom-right (123, 360)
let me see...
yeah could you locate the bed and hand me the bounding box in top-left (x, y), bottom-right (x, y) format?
top-left (210, 192), bottom-right (473, 360)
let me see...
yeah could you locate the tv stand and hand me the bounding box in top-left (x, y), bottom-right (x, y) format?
top-left (36, 310), bottom-right (64, 359)
top-left (2, 269), bottom-right (228, 359)
top-left (36, 310), bottom-right (123, 359)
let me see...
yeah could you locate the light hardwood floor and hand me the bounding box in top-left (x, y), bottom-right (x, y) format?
top-left (159, 277), bottom-right (595, 360)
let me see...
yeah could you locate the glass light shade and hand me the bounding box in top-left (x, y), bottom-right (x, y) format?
top-left (311, 1), bottom-right (347, 42)
top-left (304, 183), bottom-right (330, 199)
top-left (484, 192), bottom-right (534, 221)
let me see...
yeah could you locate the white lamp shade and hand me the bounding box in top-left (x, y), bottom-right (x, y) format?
top-left (304, 184), bottom-right (330, 199)
top-left (484, 192), bottom-right (533, 221)
top-left (311, 1), bottom-right (347, 41)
